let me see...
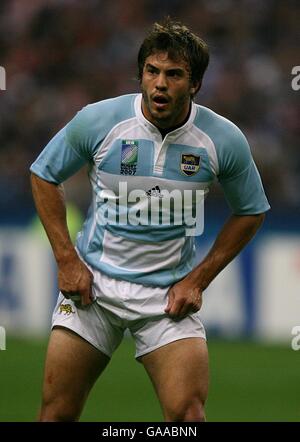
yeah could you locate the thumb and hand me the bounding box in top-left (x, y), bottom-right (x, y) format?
top-left (165, 289), bottom-right (174, 313)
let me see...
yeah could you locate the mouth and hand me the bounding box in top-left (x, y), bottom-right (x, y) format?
top-left (152, 95), bottom-right (170, 110)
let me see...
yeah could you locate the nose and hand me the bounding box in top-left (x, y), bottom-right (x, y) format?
top-left (155, 73), bottom-right (167, 91)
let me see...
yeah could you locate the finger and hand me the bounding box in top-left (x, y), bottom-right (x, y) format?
top-left (178, 303), bottom-right (191, 318)
top-left (164, 290), bottom-right (175, 313)
top-left (192, 295), bottom-right (202, 312)
top-left (181, 298), bottom-right (201, 315)
top-left (167, 297), bottom-right (185, 318)
top-left (171, 303), bottom-right (190, 319)
top-left (81, 288), bottom-right (93, 306)
top-left (170, 296), bottom-right (202, 319)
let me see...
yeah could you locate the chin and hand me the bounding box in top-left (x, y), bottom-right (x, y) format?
top-left (151, 113), bottom-right (168, 123)
top-left (151, 108), bottom-right (170, 120)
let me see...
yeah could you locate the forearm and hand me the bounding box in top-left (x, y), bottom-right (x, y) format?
top-left (30, 173), bottom-right (77, 264)
top-left (187, 213), bottom-right (265, 290)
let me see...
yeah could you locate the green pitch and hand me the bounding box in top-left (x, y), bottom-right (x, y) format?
top-left (0, 336), bottom-right (299, 421)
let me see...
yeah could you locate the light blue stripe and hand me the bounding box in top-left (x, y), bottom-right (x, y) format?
top-left (100, 139), bottom-right (154, 176)
top-left (194, 105), bottom-right (270, 214)
top-left (86, 257), bottom-right (195, 287)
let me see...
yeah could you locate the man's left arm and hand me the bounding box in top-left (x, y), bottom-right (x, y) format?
top-left (165, 213), bottom-right (265, 318)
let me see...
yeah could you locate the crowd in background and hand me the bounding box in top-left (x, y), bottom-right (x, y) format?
top-left (0, 0), bottom-right (299, 223)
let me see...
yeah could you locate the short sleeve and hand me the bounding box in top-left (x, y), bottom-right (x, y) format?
top-left (30, 110), bottom-right (92, 184)
top-left (30, 95), bottom-right (137, 184)
top-left (218, 126), bottom-right (270, 215)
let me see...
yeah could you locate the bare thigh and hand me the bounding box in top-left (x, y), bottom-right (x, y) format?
top-left (39, 326), bottom-right (110, 421)
top-left (140, 337), bottom-right (209, 421)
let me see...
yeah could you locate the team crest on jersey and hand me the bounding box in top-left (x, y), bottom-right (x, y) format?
top-left (180, 154), bottom-right (201, 176)
top-left (120, 140), bottom-right (138, 175)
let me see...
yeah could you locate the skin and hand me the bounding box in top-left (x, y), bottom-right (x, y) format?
top-left (31, 51), bottom-right (266, 421)
top-left (141, 51), bottom-right (199, 130)
top-left (30, 176), bottom-right (93, 307)
top-left (139, 52), bottom-right (265, 420)
top-left (38, 327), bottom-right (110, 421)
top-left (164, 213), bottom-right (265, 319)
top-left (140, 338), bottom-right (209, 421)
top-left (139, 51), bottom-right (265, 319)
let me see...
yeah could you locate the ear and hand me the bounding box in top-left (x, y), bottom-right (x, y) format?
top-left (190, 80), bottom-right (201, 97)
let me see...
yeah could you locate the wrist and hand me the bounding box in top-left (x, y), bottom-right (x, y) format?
top-left (186, 261), bottom-right (213, 292)
top-left (55, 247), bottom-right (78, 266)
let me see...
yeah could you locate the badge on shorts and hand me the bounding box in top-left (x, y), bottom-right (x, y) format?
top-left (121, 140), bottom-right (138, 175)
top-left (59, 303), bottom-right (75, 315)
top-left (180, 154), bottom-right (201, 176)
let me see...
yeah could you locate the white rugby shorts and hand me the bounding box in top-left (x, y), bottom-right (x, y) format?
top-left (52, 267), bottom-right (206, 359)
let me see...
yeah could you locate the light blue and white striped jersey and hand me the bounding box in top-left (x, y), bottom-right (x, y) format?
top-left (30, 93), bottom-right (270, 287)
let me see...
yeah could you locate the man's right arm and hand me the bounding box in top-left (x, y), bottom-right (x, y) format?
top-left (30, 173), bottom-right (93, 306)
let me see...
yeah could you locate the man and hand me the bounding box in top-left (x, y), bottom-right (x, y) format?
top-left (30, 19), bottom-right (270, 422)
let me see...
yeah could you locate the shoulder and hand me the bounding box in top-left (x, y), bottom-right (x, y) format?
top-left (193, 104), bottom-right (249, 149)
top-left (65, 94), bottom-right (138, 155)
top-left (80, 93), bottom-right (137, 122)
top-left (67, 93), bottom-right (137, 134)
top-left (193, 104), bottom-right (251, 174)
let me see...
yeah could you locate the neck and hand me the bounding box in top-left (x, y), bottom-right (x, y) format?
top-left (157, 103), bottom-right (192, 138)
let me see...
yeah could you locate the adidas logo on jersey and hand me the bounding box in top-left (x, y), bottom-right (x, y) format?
top-left (145, 185), bottom-right (163, 198)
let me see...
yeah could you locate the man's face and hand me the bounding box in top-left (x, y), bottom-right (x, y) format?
top-left (141, 52), bottom-right (199, 130)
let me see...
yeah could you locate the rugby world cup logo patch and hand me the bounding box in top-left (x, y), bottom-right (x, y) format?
top-left (181, 154), bottom-right (201, 176)
top-left (121, 140), bottom-right (138, 175)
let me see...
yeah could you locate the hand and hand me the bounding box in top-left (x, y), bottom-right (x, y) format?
top-left (58, 257), bottom-right (94, 308)
top-left (165, 279), bottom-right (203, 319)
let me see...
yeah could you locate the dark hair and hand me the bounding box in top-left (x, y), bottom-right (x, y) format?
top-left (138, 18), bottom-right (209, 94)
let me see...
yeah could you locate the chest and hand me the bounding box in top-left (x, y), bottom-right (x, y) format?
top-left (97, 138), bottom-right (214, 189)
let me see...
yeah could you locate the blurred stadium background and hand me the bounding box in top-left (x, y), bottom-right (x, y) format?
top-left (0, 0), bottom-right (299, 422)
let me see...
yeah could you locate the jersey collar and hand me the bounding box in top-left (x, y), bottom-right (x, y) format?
top-left (134, 93), bottom-right (196, 138)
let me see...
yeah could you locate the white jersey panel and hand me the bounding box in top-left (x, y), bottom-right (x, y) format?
top-left (100, 229), bottom-right (185, 273)
top-left (188, 125), bottom-right (219, 176)
top-left (95, 117), bottom-right (142, 166)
